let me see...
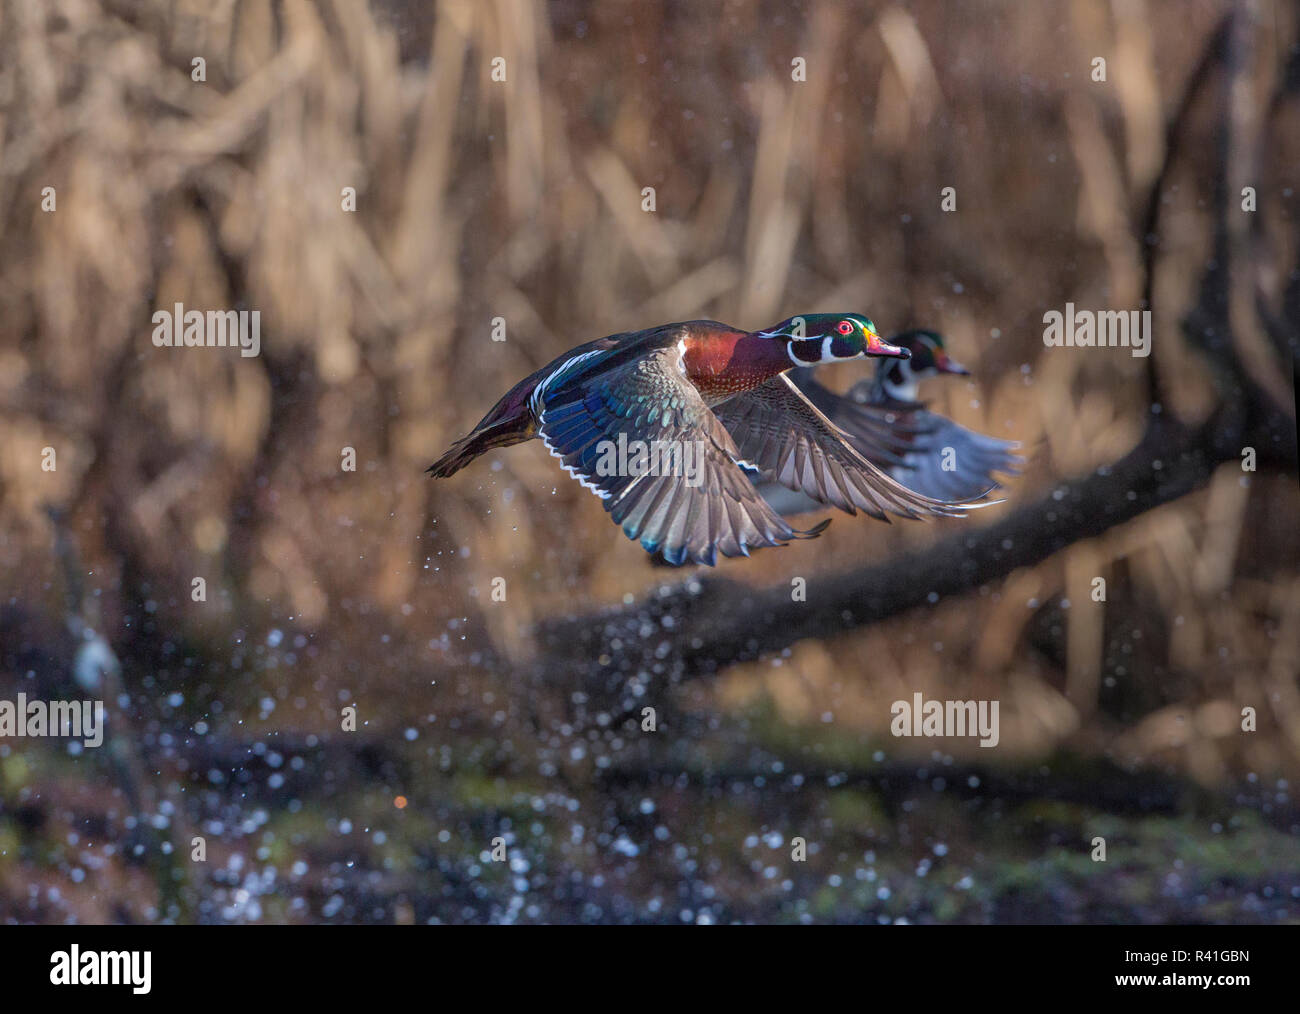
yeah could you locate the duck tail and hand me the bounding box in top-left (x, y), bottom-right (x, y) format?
top-left (427, 414), bottom-right (534, 478)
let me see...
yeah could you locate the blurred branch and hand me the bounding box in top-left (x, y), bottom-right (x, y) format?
top-left (535, 403), bottom-right (1293, 697)
top-left (596, 754), bottom-right (1192, 817)
top-left (1138, 14), bottom-right (1231, 409)
top-left (1140, 8), bottom-right (1296, 421)
top-left (1222, 2), bottom-right (1294, 419)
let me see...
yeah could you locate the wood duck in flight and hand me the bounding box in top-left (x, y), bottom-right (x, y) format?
top-left (428, 315), bottom-right (992, 565)
top-left (761, 329), bottom-right (1023, 516)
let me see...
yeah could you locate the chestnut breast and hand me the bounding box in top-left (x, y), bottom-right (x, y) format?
top-left (681, 330), bottom-right (791, 405)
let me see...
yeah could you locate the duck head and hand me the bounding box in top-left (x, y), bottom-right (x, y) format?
top-left (759, 313), bottom-right (910, 368)
top-left (877, 329), bottom-right (969, 400)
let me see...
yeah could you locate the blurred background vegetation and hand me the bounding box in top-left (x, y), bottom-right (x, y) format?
top-left (0, 0), bottom-right (1297, 923)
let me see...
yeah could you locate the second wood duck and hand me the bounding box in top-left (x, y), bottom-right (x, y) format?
top-left (761, 329), bottom-right (1023, 516)
top-left (428, 316), bottom-right (992, 565)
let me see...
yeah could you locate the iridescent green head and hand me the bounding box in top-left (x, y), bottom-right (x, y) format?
top-left (758, 313), bottom-right (908, 367)
top-left (891, 329), bottom-right (969, 377)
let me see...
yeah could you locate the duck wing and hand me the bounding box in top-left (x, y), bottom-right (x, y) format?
top-left (787, 369), bottom-right (936, 468)
top-left (712, 374), bottom-right (997, 520)
top-left (882, 409), bottom-right (1025, 502)
top-left (536, 345), bottom-right (827, 566)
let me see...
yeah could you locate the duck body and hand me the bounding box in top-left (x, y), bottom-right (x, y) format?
top-left (429, 315), bottom-right (991, 565)
top-left (428, 321), bottom-right (785, 476)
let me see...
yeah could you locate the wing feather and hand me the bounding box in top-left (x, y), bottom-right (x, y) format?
top-left (713, 374), bottom-right (998, 520)
top-left (537, 346), bottom-right (827, 565)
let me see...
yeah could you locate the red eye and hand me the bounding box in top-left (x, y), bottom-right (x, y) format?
top-left (837, 320), bottom-right (853, 335)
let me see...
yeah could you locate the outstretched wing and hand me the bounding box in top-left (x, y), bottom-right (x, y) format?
top-left (829, 377), bottom-right (1024, 501)
top-left (882, 410), bottom-right (1025, 502)
top-left (536, 347), bottom-right (827, 565)
top-left (788, 369), bottom-right (935, 468)
top-left (712, 374), bottom-right (995, 520)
